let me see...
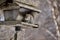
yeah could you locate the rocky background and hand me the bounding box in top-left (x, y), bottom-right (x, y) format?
top-left (0, 0), bottom-right (60, 40)
top-left (23, 0), bottom-right (57, 40)
top-left (14, 0), bottom-right (58, 40)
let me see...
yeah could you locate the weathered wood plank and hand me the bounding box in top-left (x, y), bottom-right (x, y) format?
top-left (0, 22), bottom-right (39, 28)
top-left (16, 2), bottom-right (41, 13)
top-left (16, 0), bottom-right (40, 7)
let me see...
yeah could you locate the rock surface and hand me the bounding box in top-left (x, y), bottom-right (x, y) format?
top-left (0, 0), bottom-right (58, 40)
top-left (17, 0), bottom-right (57, 40)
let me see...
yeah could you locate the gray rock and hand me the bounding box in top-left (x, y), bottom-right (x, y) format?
top-left (0, 26), bottom-right (15, 40)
